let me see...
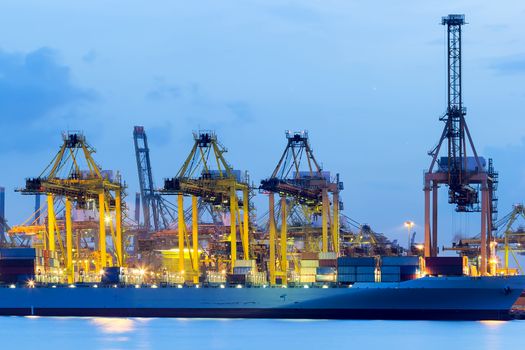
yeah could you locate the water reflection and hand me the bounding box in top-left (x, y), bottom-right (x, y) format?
top-left (90, 317), bottom-right (135, 333)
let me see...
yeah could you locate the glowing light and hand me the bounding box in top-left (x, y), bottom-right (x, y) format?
top-left (138, 268), bottom-right (146, 276)
top-left (27, 280), bottom-right (35, 288)
top-left (93, 284), bottom-right (98, 288)
top-left (220, 284), bottom-right (225, 289)
top-left (52, 285), bottom-right (57, 288)
top-left (135, 284), bottom-right (140, 288)
top-left (151, 284), bottom-right (158, 289)
top-left (303, 285), bottom-right (309, 289)
top-left (236, 284), bottom-right (243, 288)
top-left (91, 318), bottom-right (135, 334)
top-left (99, 269), bottom-right (105, 275)
top-left (69, 284), bottom-right (76, 288)
top-left (177, 284), bottom-right (183, 289)
top-left (104, 215), bottom-right (112, 224)
top-left (322, 285), bottom-right (329, 289)
top-left (9, 284), bottom-right (16, 289)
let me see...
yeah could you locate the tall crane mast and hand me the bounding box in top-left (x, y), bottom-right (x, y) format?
top-left (424, 15), bottom-right (497, 275)
top-left (133, 126), bottom-right (175, 232)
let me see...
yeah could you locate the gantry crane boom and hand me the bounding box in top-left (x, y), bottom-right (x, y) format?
top-left (162, 131), bottom-right (251, 282)
top-left (133, 126), bottom-right (176, 231)
top-left (260, 131), bottom-right (342, 285)
top-left (17, 132), bottom-right (125, 283)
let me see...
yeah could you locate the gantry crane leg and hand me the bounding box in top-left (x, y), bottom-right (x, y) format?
top-left (47, 194), bottom-right (56, 252)
top-left (98, 192), bottom-right (107, 270)
top-left (432, 183), bottom-right (438, 256)
top-left (322, 189), bottom-right (329, 253)
top-left (242, 188), bottom-right (250, 260)
top-left (480, 184), bottom-right (488, 276)
top-left (268, 193), bottom-right (276, 285)
top-left (192, 195), bottom-right (199, 284)
top-left (115, 190), bottom-right (123, 266)
top-left (280, 195), bottom-right (287, 280)
top-left (230, 187), bottom-right (237, 272)
top-left (424, 182), bottom-right (432, 257)
top-left (177, 194), bottom-right (186, 279)
top-left (65, 198), bottom-right (73, 283)
top-left (332, 191), bottom-right (339, 254)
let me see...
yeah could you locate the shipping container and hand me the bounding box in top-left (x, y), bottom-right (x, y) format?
top-left (299, 267), bottom-right (317, 275)
top-left (316, 267), bottom-right (336, 275)
top-left (425, 257), bottom-right (463, 266)
top-left (381, 256), bottom-right (419, 266)
top-left (400, 265), bottom-right (419, 274)
top-left (299, 275), bottom-right (316, 283)
top-left (337, 274), bottom-right (356, 283)
top-left (425, 266), bottom-right (463, 276)
top-left (337, 266), bottom-right (356, 274)
top-left (318, 252), bottom-right (337, 260)
top-left (0, 248), bottom-right (36, 259)
top-left (319, 259), bottom-right (337, 267)
top-left (301, 252), bottom-right (319, 260)
top-left (356, 266), bottom-right (376, 274)
top-left (0, 259), bottom-right (35, 268)
top-left (337, 257), bottom-right (375, 266)
top-left (227, 274), bottom-right (246, 284)
top-left (381, 266), bottom-right (401, 274)
top-left (316, 274), bottom-right (336, 282)
top-left (300, 260), bottom-right (319, 268)
top-left (234, 260), bottom-right (257, 268)
top-left (233, 267), bottom-right (252, 275)
top-left (356, 274), bottom-right (376, 282)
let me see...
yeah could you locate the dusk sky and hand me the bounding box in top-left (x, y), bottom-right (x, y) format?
top-left (1, 1), bottom-right (525, 248)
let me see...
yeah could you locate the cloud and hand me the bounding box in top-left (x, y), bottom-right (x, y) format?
top-left (146, 78), bottom-right (181, 100)
top-left (226, 101), bottom-right (252, 122)
top-left (490, 55), bottom-right (525, 74)
top-left (266, 3), bottom-right (322, 24)
top-left (0, 47), bottom-right (96, 151)
top-left (82, 49), bottom-right (97, 63)
top-left (146, 79), bottom-right (254, 125)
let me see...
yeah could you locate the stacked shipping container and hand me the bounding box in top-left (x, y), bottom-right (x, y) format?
top-left (0, 248), bottom-right (36, 283)
top-left (337, 257), bottom-right (376, 283)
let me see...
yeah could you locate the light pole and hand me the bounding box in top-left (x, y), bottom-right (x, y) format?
top-left (404, 221), bottom-right (414, 254)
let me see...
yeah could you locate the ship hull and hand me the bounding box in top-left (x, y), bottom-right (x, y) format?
top-left (1, 276), bottom-right (524, 320)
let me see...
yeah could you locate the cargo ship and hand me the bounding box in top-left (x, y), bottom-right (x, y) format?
top-left (0, 275), bottom-right (524, 320)
top-left (2, 249), bottom-right (524, 320)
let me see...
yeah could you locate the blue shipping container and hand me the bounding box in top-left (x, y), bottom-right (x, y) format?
top-left (337, 266), bottom-right (356, 274)
top-left (356, 274), bottom-right (375, 282)
top-left (0, 248), bottom-right (36, 259)
top-left (381, 266), bottom-right (401, 274)
top-left (381, 256), bottom-right (419, 266)
top-left (356, 266), bottom-right (376, 274)
top-left (337, 257), bottom-right (375, 266)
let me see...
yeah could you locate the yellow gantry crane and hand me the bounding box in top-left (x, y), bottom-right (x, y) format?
top-left (163, 131), bottom-right (251, 283)
top-left (18, 132), bottom-right (125, 283)
top-left (260, 131), bottom-right (342, 285)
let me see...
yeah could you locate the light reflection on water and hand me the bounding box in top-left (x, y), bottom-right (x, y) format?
top-left (1, 317), bottom-right (524, 350)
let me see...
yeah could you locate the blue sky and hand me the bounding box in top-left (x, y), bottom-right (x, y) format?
top-left (1, 0), bottom-right (525, 248)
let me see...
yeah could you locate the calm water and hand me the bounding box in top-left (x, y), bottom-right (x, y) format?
top-left (0, 317), bottom-right (524, 349)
